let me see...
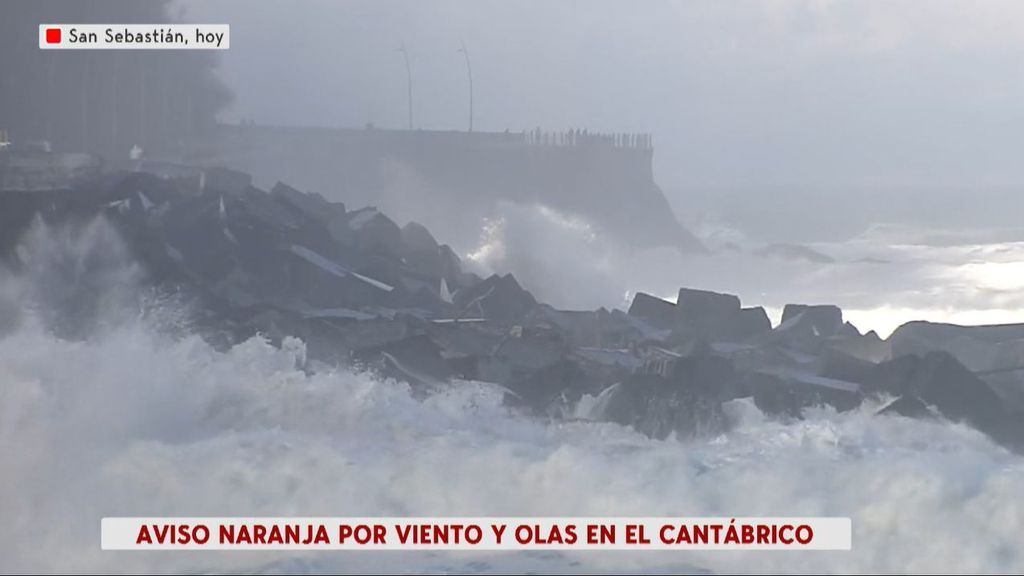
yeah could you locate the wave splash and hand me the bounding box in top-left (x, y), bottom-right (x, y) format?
top-left (3, 215), bottom-right (1024, 574)
top-left (2, 309), bottom-right (1024, 573)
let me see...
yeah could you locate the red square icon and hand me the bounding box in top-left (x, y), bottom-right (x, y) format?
top-left (45, 28), bottom-right (61, 44)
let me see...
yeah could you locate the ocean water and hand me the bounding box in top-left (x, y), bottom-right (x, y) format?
top-left (3, 311), bottom-right (1024, 573)
top-left (4, 217), bottom-right (1024, 573)
top-left (463, 202), bottom-right (1024, 337)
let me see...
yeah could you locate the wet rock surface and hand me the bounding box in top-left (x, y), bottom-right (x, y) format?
top-left (4, 168), bottom-right (1024, 448)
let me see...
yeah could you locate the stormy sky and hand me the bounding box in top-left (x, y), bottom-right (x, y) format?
top-left (179, 0), bottom-right (1024, 241)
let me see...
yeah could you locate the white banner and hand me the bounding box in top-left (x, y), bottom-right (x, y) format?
top-left (102, 517), bottom-right (852, 551)
top-left (39, 24), bottom-right (229, 50)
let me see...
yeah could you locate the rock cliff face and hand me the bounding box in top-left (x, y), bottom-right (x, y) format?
top-left (198, 125), bottom-right (703, 254)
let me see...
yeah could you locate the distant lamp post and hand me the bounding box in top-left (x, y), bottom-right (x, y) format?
top-left (457, 42), bottom-right (473, 132)
top-left (398, 46), bottom-right (413, 130)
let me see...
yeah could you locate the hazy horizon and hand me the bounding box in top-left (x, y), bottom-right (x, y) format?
top-left (181, 0), bottom-right (1024, 242)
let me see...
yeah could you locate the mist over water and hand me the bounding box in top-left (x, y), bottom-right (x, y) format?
top-left (4, 221), bottom-right (1024, 574)
top-left (460, 201), bottom-right (1024, 337)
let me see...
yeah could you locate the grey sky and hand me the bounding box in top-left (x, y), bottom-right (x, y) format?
top-left (179, 0), bottom-right (1024, 240)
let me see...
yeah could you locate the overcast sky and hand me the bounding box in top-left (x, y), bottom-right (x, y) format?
top-left (179, 0), bottom-right (1024, 241)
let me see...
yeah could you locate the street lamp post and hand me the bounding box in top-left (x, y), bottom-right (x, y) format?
top-left (458, 42), bottom-right (473, 132)
top-left (398, 46), bottom-right (413, 130)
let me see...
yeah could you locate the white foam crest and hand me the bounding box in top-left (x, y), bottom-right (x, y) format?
top-left (3, 316), bottom-right (1024, 573)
